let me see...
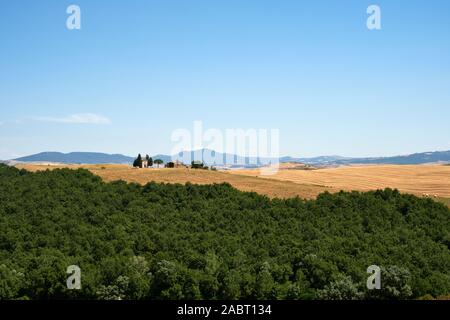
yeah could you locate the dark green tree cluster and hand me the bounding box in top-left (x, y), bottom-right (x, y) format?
top-left (133, 154), bottom-right (142, 168)
top-left (147, 156), bottom-right (153, 167)
top-left (165, 162), bottom-right (175, 168)
top-left (153, 159), bottom-right (163, 168)
top-left (0, 164), bottom-right (448, 300)
top-left (191, 161), bottom-right (205, 169)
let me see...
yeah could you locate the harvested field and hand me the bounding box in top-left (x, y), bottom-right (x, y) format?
top-left (14, 163), bottom-right (450, 206)
top-left (15, 164), bottom-right (331, 199)
top-left (229, 164), bottom-right (450, 198)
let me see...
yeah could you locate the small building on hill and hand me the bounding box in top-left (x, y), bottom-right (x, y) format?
top-left (140, 159), bottom-right (148, 168)
top-left (133, 154), bottom-right (150, 168)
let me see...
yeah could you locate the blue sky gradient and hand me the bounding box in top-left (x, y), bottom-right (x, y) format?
top-left (1, 0), bottom-right (449, 159)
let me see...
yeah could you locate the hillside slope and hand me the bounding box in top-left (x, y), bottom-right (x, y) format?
top-left (15, 164), bottom-right (331, 199)
top-left (230, 164), bottom-right (450, 198)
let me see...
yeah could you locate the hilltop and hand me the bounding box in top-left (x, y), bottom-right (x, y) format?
top-left (15, 164), bottom-right (331, 199)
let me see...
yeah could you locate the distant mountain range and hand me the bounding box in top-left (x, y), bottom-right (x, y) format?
top-left (8, 149), bottom-right (450, 167)
top-left (13, 152), bottom-right (134, 164)
top-left (280, 150), bottom-right (450, 166)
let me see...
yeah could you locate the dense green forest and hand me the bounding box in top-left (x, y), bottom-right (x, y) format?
top-left (0, 164), bottom-right (449, 300)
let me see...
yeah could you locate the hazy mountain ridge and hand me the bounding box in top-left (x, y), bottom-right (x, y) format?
top-left (14, 152), bottom-right (134, 164)
top-left (335, 150), bottom-right (450, 165)
top-left (281, 151), bottom-right (450, 166)
top-left (10, 149), bottom-right (450, 166)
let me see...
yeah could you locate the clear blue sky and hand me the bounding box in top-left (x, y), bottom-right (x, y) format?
top-left (1, 0), bottom-right (449, 159)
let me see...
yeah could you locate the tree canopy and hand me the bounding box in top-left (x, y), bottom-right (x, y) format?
top-left (0, 164), bottom-right (448, 300)
top-left (153, 159), bottom-right (163, 168)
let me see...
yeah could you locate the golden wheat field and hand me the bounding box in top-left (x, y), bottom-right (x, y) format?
top-left (229, 163), bottom-right (450, 198)
top-left (15, 164), bottom-right (331, 199)
top-left (14, 163), bottom-right (450, 205)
